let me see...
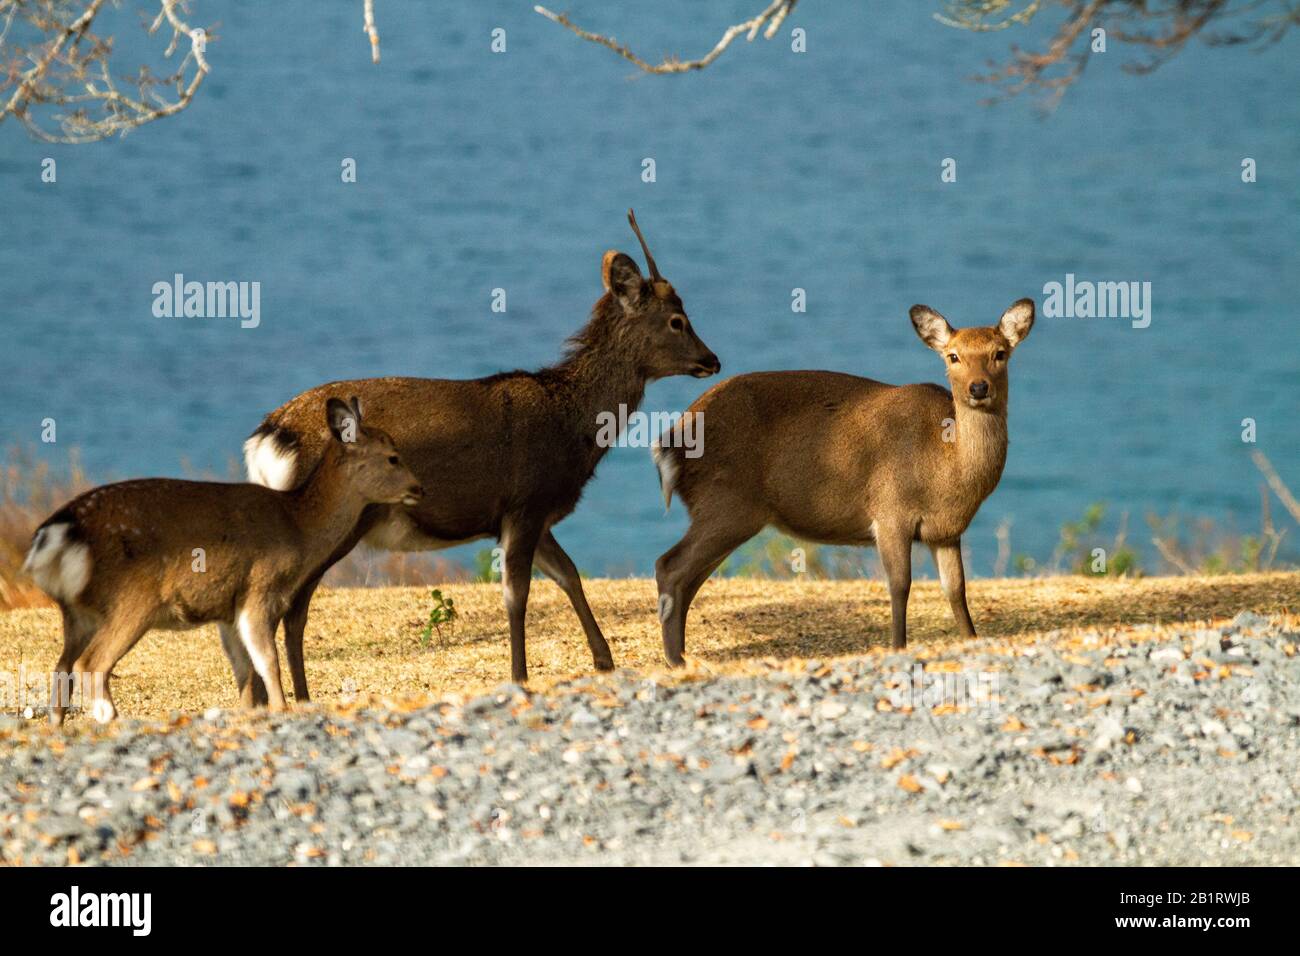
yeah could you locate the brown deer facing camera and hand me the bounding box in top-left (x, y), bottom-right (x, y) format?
top-left (652, 298), bottom-right (1035, 663)
top-left (23, 398), bottom-right (422, 724)
top-left (244, 210), bottom-right (719, 688)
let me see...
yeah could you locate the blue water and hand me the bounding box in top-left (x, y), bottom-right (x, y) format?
top-left (2, 2), bottom-right (1298, 577)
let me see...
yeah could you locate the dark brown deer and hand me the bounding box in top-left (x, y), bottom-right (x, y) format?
top-left (244, 211), bottom-right (719, 688)
top-left (23, 398), bottom-right (422, 724)
top-left (652, 298), bottom-right (1035, 663)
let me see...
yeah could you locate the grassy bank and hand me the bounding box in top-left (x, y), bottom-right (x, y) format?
top-left (1, 572), bottom-right (1295, 721)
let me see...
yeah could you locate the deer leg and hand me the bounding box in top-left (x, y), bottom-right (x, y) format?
top-left (930, 541), bottom-right (977, 639)
top-left (281, 572), bottom-right (324, 703)
top-left (876, 523), bottom-right (914, 650)
top-left (219, 621), bottom-right (268, 708)
top-left (501, 518), bottom-right (544, 684)
top-left (236, 604), bottom-right (288, 712)
top-left (279, 515), bottom-right (375, 702)
top-left (655, 512), bottom-right (762, 667)
top-left (72, 606), bottom-right (153, 725)
top-left (533, 530), bottom-right (614, 671)
top-left (49, 606), bottom-right (94, 727)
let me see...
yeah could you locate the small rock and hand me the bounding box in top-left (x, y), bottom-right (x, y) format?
top-left (1200, 719), bottom-right (1228, 738)
top-left (1092, 717), bottom-right (1127, 752)
top-left (818, 700), bottom-right (848, 720)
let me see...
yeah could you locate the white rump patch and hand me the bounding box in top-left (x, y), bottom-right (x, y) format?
top-left (23, 523), bottom-right (91, 603)
top-left (651, 441), bottom-right (678, 512)
top-left (243, 431), bottom-right (298, 490)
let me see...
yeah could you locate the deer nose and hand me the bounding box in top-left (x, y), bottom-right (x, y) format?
top-left (691, 352), bottom-right (721, 378)
top-left (969, 381), bottom-right (989, 400)
top-left (407, 484), bottom-right (425, 500)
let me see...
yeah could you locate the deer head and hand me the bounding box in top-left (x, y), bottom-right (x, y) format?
top-left (600, 210), bottom-right (721, 381)
top-left (910, 298), bottom-right (1035, 410)
top-left (324, 397), bottom-right (424, 506)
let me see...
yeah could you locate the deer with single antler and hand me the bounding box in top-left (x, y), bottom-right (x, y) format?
top-left (243, 210), bottom-right (720, 688)
top-left (652, 298), bottom-right (1035, 662)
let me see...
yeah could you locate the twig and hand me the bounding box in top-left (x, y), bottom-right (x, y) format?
top-left (993, 516), bottom-right (1011, 577)
top-left (363, 0), bottom-right (379, 63)
top-left (534, 1), bottom-right (798, 74)
top-left (1151, 535), bottom-right (1198, 576)
top-left (934, 0), bottom-right (1042, 32)
top-left (1252, 450), bottom-right (1300, 525)
top-left (1258, 484), bottom-right (1284, 570)
top-left (2, 0), bottom-right (107, 125)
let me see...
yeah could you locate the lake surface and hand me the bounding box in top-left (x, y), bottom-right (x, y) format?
top-left (3, 2), bottom-right (1298, 576)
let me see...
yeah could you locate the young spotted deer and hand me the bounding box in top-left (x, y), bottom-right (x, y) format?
top-left (23, 398), bottom-right (422, 724)
top-left (653, 298), bottom-right (1035, 662)
top-left (244, 210), bottom-right (719, 688)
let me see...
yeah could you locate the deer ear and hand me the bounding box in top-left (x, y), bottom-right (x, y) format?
top-left (910, 305), bottom-right (954, 351)
top-left (348, 395), bottom-right (363, 422)
top-left (602, 251), bottom-right (644, 307)
top-left (326, 398), bottom-right (357, 443)
top-left (998, 298), bottom-right (1035, 348)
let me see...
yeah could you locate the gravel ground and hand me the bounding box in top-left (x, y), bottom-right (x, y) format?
top-left (3, 611), bottom-right (1298, 866)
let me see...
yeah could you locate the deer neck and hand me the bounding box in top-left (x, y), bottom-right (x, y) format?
top-left (282, 446), bottom-right (368, 570)
top-left (555, 314), bottom-right (651, 454)
top-left (947, 396), bottom-right (1009, 500)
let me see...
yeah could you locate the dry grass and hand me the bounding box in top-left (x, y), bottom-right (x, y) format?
top-left (0, 572), bottom-right (1295, 722)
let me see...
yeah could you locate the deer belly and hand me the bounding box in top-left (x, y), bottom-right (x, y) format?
top-left (363, 511), bottom-right (481, 553)
top-left (918, 511), bottom-right (977, 545)
top-left (773, 510), bottom-right (876, 547)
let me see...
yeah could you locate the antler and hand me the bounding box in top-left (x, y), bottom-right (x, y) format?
top-left (626, 209), bottom-right (662, 282)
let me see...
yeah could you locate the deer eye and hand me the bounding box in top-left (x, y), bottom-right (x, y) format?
top-left (387, 455), bottom-right (400, 465)
top-left (994, 350), bottom-right (1007, 362)
top-left (947, 353), bottom-right (959, 364)
top-left (668, 315), bottom-right (686, 333)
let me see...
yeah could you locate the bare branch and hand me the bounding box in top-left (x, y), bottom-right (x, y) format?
top-left (943, 0), bottom-right (1298, 106)
top-left (2, 0), bottom-right (382, 143)
top-left (534, 1), bottom-right (799, 74)
top-left (0, 0), bottom-right (211, 142)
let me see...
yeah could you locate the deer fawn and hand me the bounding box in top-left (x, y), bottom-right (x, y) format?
top-left (652, 298), bottom-right (1035, 663)
top-left (23, 398), bottom-right (422, 724)
top-left (243, 210), bottom-right (719, 688)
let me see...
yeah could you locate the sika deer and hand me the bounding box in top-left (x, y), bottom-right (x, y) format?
top-left (652, 298), bottom-right (1035, 662)
top-left (243, 211), bottom-right (719, 688)
top-left (23, 398), bottom-right (422, 724)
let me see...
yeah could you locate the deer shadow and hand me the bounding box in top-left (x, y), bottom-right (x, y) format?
top-left (685, 576), bottom-right (1288, 664)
